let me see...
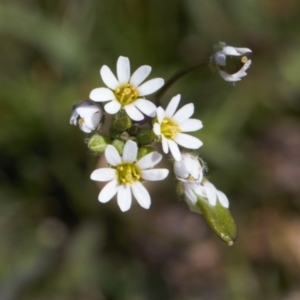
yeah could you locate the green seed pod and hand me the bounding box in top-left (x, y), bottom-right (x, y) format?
top-left (196, 195), bottom-right (238, 246)
top-left (88, 134), bottom-right (110, 154)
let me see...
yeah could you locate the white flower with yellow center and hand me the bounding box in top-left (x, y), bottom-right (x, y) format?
top-left (89, 56), bottom-right (164, 121)
top-left (212, 42), bottom-right (252, 82)
top-left (90, 140), bottom-right (169, 212)
top-left (153, 94), bottom-right (203, 162)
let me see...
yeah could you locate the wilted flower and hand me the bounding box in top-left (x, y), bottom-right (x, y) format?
top-left (173, 152), bottom-right (204, 183)
top-left (153, 94), bottom-right (203, 161)
top-left (70, 100), bottom-right (103, 133)
top-left (90, 140), bottom-right (169, 212)
top-left (212, 42), bottom-right (252, 82)
top-left (89, 56), bottom-right (164, 121)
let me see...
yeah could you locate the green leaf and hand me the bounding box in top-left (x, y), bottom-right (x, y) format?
top-left (196, 196), bottom-right (238, 245)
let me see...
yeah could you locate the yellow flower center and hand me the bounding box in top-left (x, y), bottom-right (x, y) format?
top-left (241, 56), bottom-right (248, 63)
top-left (114, 84), bottom-right (138, 106)
top-left (116, 163), bottom-right (141, 184)
top-left (78, 118), bottom-right (85, 125)
top-left (160, 118), bottom-right (181, 140)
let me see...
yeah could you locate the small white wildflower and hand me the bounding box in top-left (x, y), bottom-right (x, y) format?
top-left (212, 42), bottom-right (252, 82)
top-left (70, 101), bottom-right (103, 133)
top-left (89, 56), bottom-right (164, 121)
top-left (173, 152), bottom-right (204, 183)
top-left (153, 94), bottom-right (203, 161)
top-left (90, 140), bottom-right (169, 212)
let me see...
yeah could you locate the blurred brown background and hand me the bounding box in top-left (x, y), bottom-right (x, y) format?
top-left (1, 0), bottom-right (300, 299)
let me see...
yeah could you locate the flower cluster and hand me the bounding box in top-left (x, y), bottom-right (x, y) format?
top-left (70, 43), bottom-right (251, 242)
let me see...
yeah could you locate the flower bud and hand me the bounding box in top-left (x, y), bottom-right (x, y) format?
top-left (88, 134), bottom-right (110, 154)
top-left (136, 127), bottom-right (157, 145)
top-left (212, 42), bottom-right (252, 82)
top-left (111, 110), bottom-right (132, 132)
top-left (70, 100), bottom-right (103, 133)
top-left (173, 152), bottom-right (204, 183)
top-left (111, 139), bottom-right (125, 155)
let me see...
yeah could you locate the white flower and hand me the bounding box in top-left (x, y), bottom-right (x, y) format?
top-left (70, 101), bottom-right (103, 133)
top-left (89, 56), bottom-right (164, 121)
top-left (90, 140), bottom-right (169, 212)
top-left (173, 152), bottom-right (204, 183)
top-left (212, 42), bottom-right (252, 82)
top-left (180, 180), bottom-right (229, 215)
top-left (153, 94), bottom-right (203, 162)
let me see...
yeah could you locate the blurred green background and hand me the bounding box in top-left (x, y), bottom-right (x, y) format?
top-left (1, 0), bottom-right (300, 299)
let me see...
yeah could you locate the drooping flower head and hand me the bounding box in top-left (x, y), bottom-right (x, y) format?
top-left (90, 140), bottom-right (169, 212)
top-left (153, 94), bottom-right (203, 161)
top-left (212, 42), bottom-right (252, 82)
top-left (70, 100), bottom-right (103, 133)
top-left (89, 56), bottom-right (164, 121)
top-left (173, 152), bottom-right (204, 183)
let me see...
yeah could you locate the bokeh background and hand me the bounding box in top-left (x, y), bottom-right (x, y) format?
top-left (1, 0), bottom-right (300, 299)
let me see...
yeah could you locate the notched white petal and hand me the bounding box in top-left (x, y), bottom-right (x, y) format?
top-left (104, 100), bottom-right (121, 114)
top-left (175, 133), bottom-right (203, 149)
top-left (124, 104), bottom-right (144, 121)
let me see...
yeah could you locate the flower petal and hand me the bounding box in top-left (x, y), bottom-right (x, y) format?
top-left (172, 103), bottom-right (194, 124)
top-left (89, 88), bottom-right (116, 102)
top-left (174, 133), bottom-right (203, 149)
top-left (161, 135), bottom-right (169, 154)
top-left (122, 140), bottom-right (138, 163)
top-left (137, 151), bottom-right (162, 169)
top-left (221, 46), bottom-right (240, 56)
top-left (117, 184), bottom-right (132, 212)
top-left (134, 99), bottom-right (157, 117)
top-left (137, 78), bottom-right (164, 96)
top-left (217, 190), bottom-right (229, 208)
top-left (131, 181), bottom-right (151, 209)
top-left (165, 94), bottom-right (181, 118)
top-left (100, 66), bottom-right (119, 90)
top-left (168, 139), bottom-right (182, 161)
top-left (99, 179), bottom-right (118, 203)
top-left (141, 169), bottom-right (169, 181)
top-left (90, 168), bottom-right (116, 181)
top-left (124, 104), bottom-right (144, 121)
top-left (179, 119), bottom-right (203, 132)
top-left (156, 107), bottom-right (165, 124)
top-left (105, 145), bottom-right (122, 166)
top-left (104, 100), bottom-right (121, 114)
top-left (205, 182), bottom-right (217, 206)
top-left (130, 65), bottom-right (151, 87)
top-left (214, 53), bottom-right (226, 66)
top-left (117, 56), bottom-right (130, 84)
top-left (153, 122), bottom-right (161, 136)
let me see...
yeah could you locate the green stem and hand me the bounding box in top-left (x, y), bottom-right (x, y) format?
top-left (154, 61), bottom-right (209, 103)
